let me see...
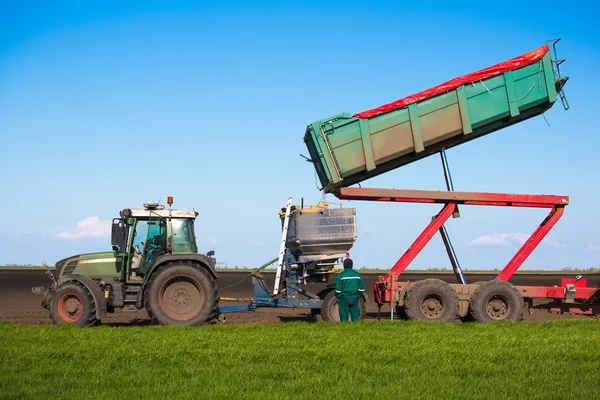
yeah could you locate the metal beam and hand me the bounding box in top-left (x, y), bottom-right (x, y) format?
top-left (439, 225), bottom-right (466, 284)
top-left (335, 187), bottom-right (569, 208)
top-left (273, 198), bottom-right (292, 296)
top-left (408, 103), bottom-right (425, 153)
top-left (385, 203), bottom-right (456, 286)
top-left (496, 207), bottom-right (565, 281)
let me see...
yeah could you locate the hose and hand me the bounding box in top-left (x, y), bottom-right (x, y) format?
top-left (218, 257), bottom-right (278, 291)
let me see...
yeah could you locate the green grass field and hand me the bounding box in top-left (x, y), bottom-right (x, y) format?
top-left (1, 320), bottom-right (599, 399)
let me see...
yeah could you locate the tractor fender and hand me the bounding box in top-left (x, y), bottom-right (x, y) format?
top-left (63, 274), bottom-right (108, 320)
top-left (143, 254), bottom-right (219, 285)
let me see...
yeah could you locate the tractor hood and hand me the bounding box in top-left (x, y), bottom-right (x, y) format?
top-left (55, 252), bottom-right (121, 279)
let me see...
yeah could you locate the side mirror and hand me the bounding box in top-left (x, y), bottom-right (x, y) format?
top-left (206, 250), bottom-right (215, 258)
top-left (111, 219), bottom-right (120, 247)
top-left (111, 219), bottom-right (128, 252)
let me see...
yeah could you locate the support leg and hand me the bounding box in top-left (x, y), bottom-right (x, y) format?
top-left (385, 203), bottom-right (456, 285)
top-left (439, 225), bottom-right (466, 284)
top-left (496, 207), bottom-right (565, 281)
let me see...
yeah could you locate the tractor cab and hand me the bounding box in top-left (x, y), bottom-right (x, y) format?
top-left (111, 199), bottom-right (202, 282)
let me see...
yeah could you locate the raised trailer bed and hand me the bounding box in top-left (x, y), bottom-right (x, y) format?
top-left (335, 187), bottom-right (600, 321)
top-left (305, 40), bottom-right (568, 193)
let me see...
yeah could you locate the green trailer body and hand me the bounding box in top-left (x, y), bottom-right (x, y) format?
top-left (304, 43), bottom-right (568, 194)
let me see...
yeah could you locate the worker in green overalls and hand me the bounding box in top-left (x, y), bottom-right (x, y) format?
top-left (335, 258), bottom-right (365, 322)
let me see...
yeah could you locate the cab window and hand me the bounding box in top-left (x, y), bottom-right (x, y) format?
top-left (171, 219), bottom-right (197, 253)
top-left (131, 217), bottom-right (167, 275)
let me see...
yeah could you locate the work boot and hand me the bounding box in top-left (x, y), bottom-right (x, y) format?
top-left (130, 271), bottom-right (142, 281)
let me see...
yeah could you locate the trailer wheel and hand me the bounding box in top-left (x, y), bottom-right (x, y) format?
top-left (469, 280), bottom-right (524, 322)
top-left (50, 281), bottom-right (98, 327)
top-left (404, 279), bottom-right (458, 322)
top-left (320, 290), bottom-right (366, 322)
top-left (145, 262), bottom-right (219, 326)
top-left (459, 281), bottom-right (485, 323)
top-left (394, 306), bottom-right (409, 320)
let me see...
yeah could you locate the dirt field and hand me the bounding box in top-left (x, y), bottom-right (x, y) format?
top-left (1, 270), bottom-right (597, 325)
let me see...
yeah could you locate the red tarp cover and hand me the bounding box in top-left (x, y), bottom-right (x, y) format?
top-left (354, 45), bottom-right (550, 119)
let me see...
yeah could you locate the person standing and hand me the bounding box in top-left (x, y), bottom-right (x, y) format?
top-left (335, 258), bottom-right (365, 322)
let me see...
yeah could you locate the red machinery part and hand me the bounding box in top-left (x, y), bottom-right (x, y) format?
top-left (388, 282), bottom-right (600, 316)
top-left (372, 282), bottom-right (383, 305)
top-left (514, 285), bottom-right (595, 299)
top-left (335, 187), bottom-right (573, 306)
top-left (560, 277), bottom-right (588, 287)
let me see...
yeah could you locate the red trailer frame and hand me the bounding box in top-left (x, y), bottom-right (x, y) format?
top-left (335, 187), bottom-right (600, 316)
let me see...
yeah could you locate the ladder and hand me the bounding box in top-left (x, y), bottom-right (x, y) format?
top-left (272, 197), bottom-right (292, 296)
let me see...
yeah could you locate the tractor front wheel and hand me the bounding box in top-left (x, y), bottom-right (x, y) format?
top-left (145, 263), bottom-right (219, 326)
top-left (50, 282), bottom-right (98, 327)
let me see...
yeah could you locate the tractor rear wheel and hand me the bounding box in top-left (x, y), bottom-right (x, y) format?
top-left (320, 290), bottom-right (366, 322)
top-left (404, 279), bottom-right (459, 322)
top-left (145, 262), bottom-right (219, 326)
top-left (469, 280), bottom-right (523, 322)
top-left (50, 281), bottom-right (98, 327)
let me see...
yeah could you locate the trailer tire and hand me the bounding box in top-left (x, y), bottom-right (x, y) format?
top-left (320, 290), bottom-right (366, 322)
top-left (404, 279), bottom-right (458, 322)
top-left (459, 281), bottom-right (485, 323)
top-left (469, 280), bottom-right (523, 323)
top-left (145, 262), bottom-right (219, 326)
top-left (50, 281), bottom-right (98, 327)
top-left (394, 306), bottom-right (409, 320)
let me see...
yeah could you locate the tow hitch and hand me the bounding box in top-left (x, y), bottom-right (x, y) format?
top-left (31, 260), bottom-right (57, 309)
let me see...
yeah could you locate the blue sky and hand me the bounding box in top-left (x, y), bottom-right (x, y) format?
top-left (1, 1), bottom-right (599, 270)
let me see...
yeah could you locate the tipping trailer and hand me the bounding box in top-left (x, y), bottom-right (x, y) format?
top-left (305, 39), bottom-right (600, 321)
top-left (305, 40), bottom-right (569, 194)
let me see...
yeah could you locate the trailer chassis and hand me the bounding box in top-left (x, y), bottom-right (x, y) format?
top-left (335, 187), bottom-right (600, 318)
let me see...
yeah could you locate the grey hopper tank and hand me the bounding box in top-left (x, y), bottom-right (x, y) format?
top-left (284, 207), bottom-right (357, 257)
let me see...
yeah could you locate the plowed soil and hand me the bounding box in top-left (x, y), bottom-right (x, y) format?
top-left (1, 270), bottom-right (597, 325)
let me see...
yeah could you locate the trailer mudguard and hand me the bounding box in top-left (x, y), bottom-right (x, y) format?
top-left (63, 273), bottom-right (108, 320)
top-left (143, 254), bottom-right (219, 284)
top-left (396, 282), bottom-right (411, 307)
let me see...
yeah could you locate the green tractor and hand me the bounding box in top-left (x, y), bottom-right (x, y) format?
top-left (36, 198), bottom-right (219, 326)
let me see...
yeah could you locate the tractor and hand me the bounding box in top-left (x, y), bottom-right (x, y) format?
top-left (36, 197), bottom-right (219, 326)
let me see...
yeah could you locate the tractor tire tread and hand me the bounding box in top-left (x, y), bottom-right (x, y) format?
top-left (49, 281), bottom-right (98, 327)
